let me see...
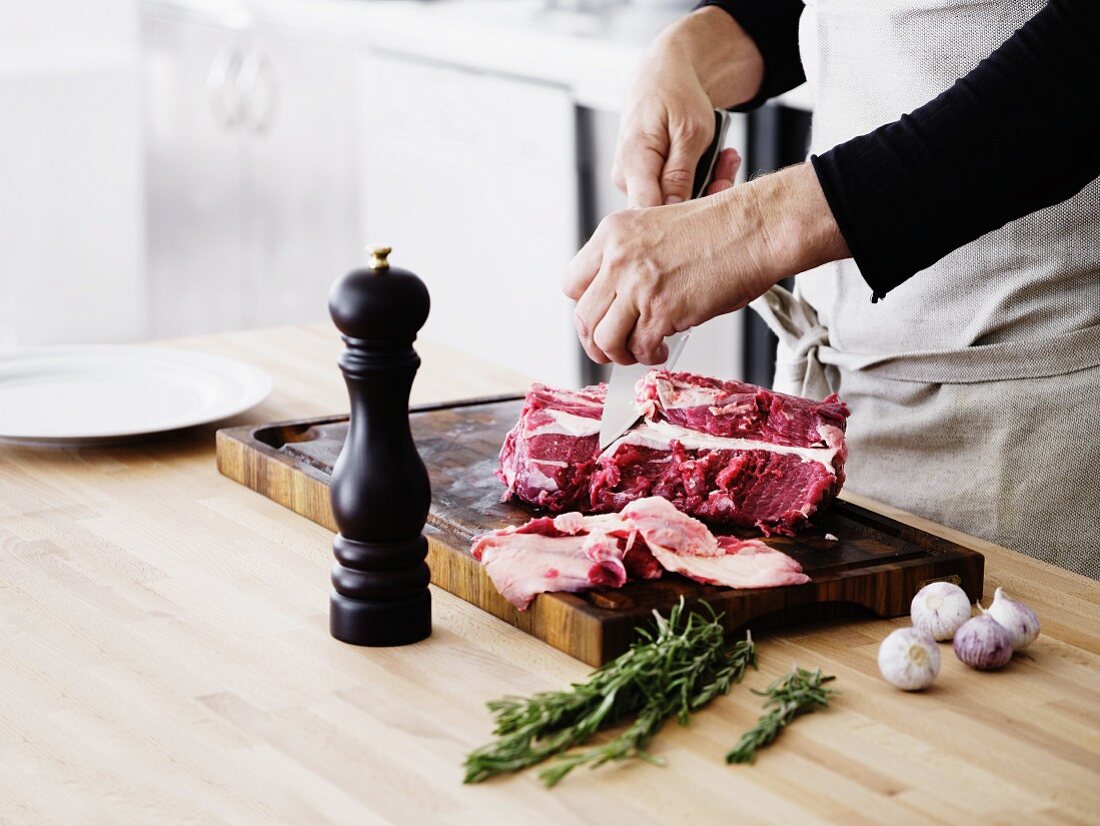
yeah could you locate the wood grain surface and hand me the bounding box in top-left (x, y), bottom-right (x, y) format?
top-left (216, 401), bottom-right (984, 666)
top-left (1, 323), bottom-right (1098, 824)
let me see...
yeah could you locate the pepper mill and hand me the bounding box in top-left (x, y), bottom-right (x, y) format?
top-left (327, 244), bottom-right (432, 646)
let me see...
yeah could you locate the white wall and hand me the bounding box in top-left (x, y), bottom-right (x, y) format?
top-left (0, 0), bottom-right (144, 349)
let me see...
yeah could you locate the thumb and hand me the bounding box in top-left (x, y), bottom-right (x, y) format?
top-left (660, 129), bottom-right (711, 205)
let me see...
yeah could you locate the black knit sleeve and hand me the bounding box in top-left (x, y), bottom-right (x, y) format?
top-left (694, 0), bottom-right (806, 110)
top-left (811, 0), bottom-right (1100, 301)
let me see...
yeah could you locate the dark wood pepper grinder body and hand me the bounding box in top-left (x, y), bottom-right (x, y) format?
top-left (327, 244), bottom-right (432, 646)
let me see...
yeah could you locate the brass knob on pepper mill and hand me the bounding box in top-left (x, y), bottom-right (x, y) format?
top-left (327, 244), bottom-right (432, 646)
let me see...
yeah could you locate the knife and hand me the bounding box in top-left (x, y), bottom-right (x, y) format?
top-left (598, 108), bottom-right (731, 451)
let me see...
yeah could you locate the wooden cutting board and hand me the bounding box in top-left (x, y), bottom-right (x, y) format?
top-left (216, 395), bottom-right (984, 666)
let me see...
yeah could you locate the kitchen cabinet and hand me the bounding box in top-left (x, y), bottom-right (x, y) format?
top-left (241, 30), bottom-right (359, 328)
top-left (143, 11), bottom-right (359, 338)
top-left (0, 0), bottom-right (143, 348)
top-left (356, 52), bottom-right (582, 388)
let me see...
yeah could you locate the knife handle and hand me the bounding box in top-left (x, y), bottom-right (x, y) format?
top-left (692, 109), bottom-right (732, 200)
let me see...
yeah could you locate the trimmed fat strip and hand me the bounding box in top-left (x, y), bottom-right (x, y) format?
top-left (649, 536), bottom-right (811, 589)
top-left (471, 512), bottom-right (653, 611)
top-left (472, 496), bottom-right (808, 610)
top-left (619, 496), bottom-right (719, 556)
top-left (622, 497), bottom-right (809, 588)
top-left (471, 532), bottom-right (626, 611)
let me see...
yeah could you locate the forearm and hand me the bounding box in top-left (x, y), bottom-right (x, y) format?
top-left (655, 7), bottom-right (764, 110)
top-left (562, 163), bottom-right (847, 365)
top-left (721, 163), bottom-right (850, 295)
top-left (694, 0), bottom-right (807, 109)
top-left (759, 163), bottom-right (849, 277)
top-left (813, 0), bottom-right (1100, 299)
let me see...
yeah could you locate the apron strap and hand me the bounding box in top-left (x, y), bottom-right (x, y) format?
top-left (752, 285), bottom-right (1100, 387)
top-left (750, 286), bottom-right (836, 399)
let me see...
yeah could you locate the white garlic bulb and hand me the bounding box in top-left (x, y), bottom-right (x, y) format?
top-left (910, 581), bottom-right (972, 641)
top-left (878, 627), bottom-right (941, 690)
top-left (984, 587), bottom-right (1040, 650)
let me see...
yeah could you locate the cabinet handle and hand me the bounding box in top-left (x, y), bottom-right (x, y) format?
top-left (239, 49), bottom-right (278, 136)
top-left (207, 45), bottom-right (243, 131)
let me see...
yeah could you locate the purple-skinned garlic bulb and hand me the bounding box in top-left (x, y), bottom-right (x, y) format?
top-left (911, 581), bottom-right (972, 641)
top-left (953, 614), bottom-right (1013, 670)
top-left (984, 587), bottom-right (1040, 650)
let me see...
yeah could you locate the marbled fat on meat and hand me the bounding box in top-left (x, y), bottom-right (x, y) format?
top-left (638, 371), bottom-right (848, 454)
top-left (498, 370), bottom-right (850, 535)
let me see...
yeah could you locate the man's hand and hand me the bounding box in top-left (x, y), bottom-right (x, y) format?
top-left (572, 149), bottom-right (743, 367)
top-left (570, 9), bottom-right (848, 367)
top-left (705, 147), bottom-right (741, 195)
top-left (613, 59), bottom-right (715, 208)
top-left (564, 163), bottom-right (851, 366)
top-left (612, 7), bottom-right (764, 208)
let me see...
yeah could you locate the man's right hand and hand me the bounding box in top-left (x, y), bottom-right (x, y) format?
top-left (611, 7), bottom-right (765, 208)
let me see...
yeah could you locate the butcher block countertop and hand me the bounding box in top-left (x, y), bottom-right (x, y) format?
top-left (2, 323), bottom-right (1098, 824)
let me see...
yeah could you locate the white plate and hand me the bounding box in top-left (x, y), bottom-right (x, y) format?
top-left (0, 345), bottom-right (273, 445)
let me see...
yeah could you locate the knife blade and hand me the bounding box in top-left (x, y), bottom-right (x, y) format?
top-left (598, 330), bottom-right (691, 450)
top-left (597, 109), bottom-right (731, 451)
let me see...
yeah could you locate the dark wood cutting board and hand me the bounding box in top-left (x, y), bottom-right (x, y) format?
top-left (216, 396), bottom-right (984, 666)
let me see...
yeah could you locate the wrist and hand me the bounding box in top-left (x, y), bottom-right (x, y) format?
top-left (745, 162), bottom-right (850, 281)
top-left (656, 7), bottom-right (764, 108)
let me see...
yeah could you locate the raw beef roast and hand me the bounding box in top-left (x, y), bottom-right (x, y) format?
top-left (497, 369), bottom-right (850, 535)
top-left (497, 383), bottom-right (603, 512)
top-left (472, 496), bottom-right (808, 610)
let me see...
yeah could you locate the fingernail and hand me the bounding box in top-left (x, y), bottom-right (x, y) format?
top-left (664, 196), bottom-right (683, 205)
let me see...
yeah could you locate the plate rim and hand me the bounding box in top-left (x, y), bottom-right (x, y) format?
top-left (0, 344), bottom-right (273, 443)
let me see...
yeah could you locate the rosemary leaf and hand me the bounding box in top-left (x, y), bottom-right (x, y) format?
top-left (725, 666), bottom-right (837, 765)
top-left (463, 599), bottom-right (756, 785)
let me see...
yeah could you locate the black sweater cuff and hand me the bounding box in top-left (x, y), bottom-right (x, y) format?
top-left (694, 0), bottom-right (806, 111)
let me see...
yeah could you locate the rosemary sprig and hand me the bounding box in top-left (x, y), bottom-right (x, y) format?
top-left (463, 599), bottom-right (756, 786)
top-left (725, 666), bottom-right (837, 764)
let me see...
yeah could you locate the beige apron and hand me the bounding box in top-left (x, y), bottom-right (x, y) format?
top-left (752, 0), bottom-right (1100, 578)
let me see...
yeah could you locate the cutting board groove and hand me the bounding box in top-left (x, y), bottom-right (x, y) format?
top-left (216, 396), bottom-right (983, 665)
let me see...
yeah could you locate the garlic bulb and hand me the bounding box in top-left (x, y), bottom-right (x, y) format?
top-left (953, 614), bottom-right (1013, 670)
top-left (910, 581), bottom-right (972, 641)
top-left (878, 627), bottom-right (940, 690)
top-left (984, 587), bottom-right (1040, 650)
